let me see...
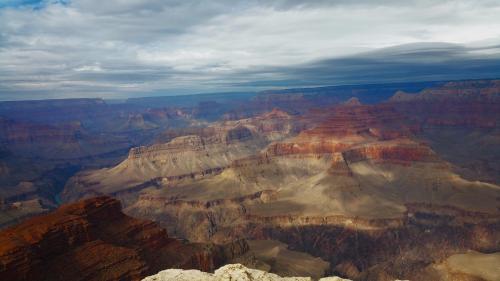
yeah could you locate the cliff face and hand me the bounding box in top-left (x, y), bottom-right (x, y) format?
top-left (389, 80), bottom-right (500, 102)
top-left (388, 79), bottom-right (500, 128)
top-left (341, 140), bottom-right (439, 164)
top-left (0, 118), bottom-right (80, 145)
top-left (62, 110), bottom-right (299, 201)
top-left (388, 80), bottom-right (500, 184)
top-left (0, 196), bottom-right (247, 281)
top-left (62, 133), bottom-right (265, 201)
top-left (266, 104), bottom-right (419, 157)
top-left (0, 114), bottom-right (136, 160)
top-left (0, 118), bottom-right (88, 159)
top-left (0, 97), bottom-right (200, 229)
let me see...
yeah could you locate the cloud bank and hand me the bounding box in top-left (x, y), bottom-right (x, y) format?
top-left (1, 0), bottom-right (500, 100)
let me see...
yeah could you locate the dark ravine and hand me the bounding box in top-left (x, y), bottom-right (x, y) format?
top-left (250, 219), bottom-right (500, 280)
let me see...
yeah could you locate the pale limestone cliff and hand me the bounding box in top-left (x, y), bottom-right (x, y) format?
top-left (142, 264), bottom-right (351, 281)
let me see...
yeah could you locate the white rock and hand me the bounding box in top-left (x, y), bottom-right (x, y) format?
top-left (142, 264), bottom-right (352, 281)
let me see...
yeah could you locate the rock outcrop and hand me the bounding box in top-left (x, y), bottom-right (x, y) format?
top-left (141, 263), bottom-right (351, 281)
top-left (0, 196), bottom-right (247, 281)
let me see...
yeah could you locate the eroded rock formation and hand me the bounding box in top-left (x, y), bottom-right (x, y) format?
top-left (388, 79), bottom-right (500, 183)
top-left (59, 81), bottom-right (500, 280)
top-left (62, 110), bottom-right (300, 201)
top-left (0, 196), bottom-right (248, 281)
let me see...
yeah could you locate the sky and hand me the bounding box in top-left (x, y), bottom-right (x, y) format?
top-left (1, 0), bottom-right (500, 100)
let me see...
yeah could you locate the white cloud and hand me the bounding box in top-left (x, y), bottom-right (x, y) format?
top-left (73, 63), bottom-right (103, 72)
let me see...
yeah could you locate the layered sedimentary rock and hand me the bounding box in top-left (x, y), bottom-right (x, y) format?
top-left (267, 104), bottom-right (419, 156)
top-left (389, 79), bottom-right (500, 128)
top-left (0, 118), bottom-right (86, 158)
top-left (62, 134), bottom-right (263, 201)
top-left (61, 88), bottom-right (500, 280)
top-left (141, 263), bottom-right (351, 281)
top-left (158, 109), bottom-right (298, 143)
top-left (62, 110), bottom-right (299, 201)
top-left (390, 80), bottom-right (500, 102)
top-left (389, 80), bottom-right (500, 184)
top-left (0, 97), bottom-right (200, 229)
top-left (341, 140), bottom-right (439, 164)
top-left (0, 116), bottom-right (138, 160)
top-left (0, 196), bottom-right (247, 281)
top-left (0, 114), bottom-right (144, 227)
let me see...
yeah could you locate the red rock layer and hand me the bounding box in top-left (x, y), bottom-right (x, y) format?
top-left (266, 104), bottom-right (422, 159)
top-left (267, 140), bottom-right (351, 155)
top-left (0, 196), bottom-right (247, 281)
top-left (342, 142), bottom-right (439, 164)
top-left (303, 104), bottom-right (413, 138)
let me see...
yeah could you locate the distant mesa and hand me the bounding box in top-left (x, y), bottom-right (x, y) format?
top-left (388, 90), bottom-right (414, 102)
top-left (343, 97), bottom-right (362, 106)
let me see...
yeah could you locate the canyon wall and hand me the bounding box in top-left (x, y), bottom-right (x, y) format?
top-left (388, 79), bottom-right (500, 183)
top-left (0, 196), bottom-right (248, 281)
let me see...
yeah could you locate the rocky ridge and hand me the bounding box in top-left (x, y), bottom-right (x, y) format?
top-left (141, 263), bottom-right (350, 281)
top-left (0, 196), bottom-right (248, 281)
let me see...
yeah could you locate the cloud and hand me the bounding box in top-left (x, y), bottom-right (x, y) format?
top-left (0, 0), bottom-right (500, 100)
top-left (229, 43), bottom-right (500, 88)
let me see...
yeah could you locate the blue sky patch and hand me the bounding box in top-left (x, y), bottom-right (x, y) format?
top-left (0, 0), bottom-right (69, 9)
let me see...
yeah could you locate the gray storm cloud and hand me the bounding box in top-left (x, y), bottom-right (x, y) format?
top-left (0, 0), bottom-right (500, 100)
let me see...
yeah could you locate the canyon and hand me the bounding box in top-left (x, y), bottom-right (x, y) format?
top-left (0, 79), bottom-right (499, 281)
top-left (0, 196), bottom-right (249, 281)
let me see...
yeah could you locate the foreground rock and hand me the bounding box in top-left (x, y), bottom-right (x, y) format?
top-left (142, 263), bottom-right (350, 281)
top-left (0, 196), bottom-right (247, 281)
